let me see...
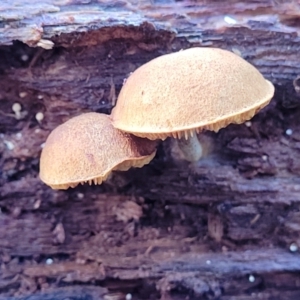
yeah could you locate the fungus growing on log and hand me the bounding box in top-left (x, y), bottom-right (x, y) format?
top-left (39, 113), bottom-right (156, 189)
top-left (111, 47), bottom-right (275, 161)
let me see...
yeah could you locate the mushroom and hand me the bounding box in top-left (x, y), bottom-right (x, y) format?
top-left (111, 47), bottom-right (275, 161)
top-left (39, 112), bottom-right (156, 189)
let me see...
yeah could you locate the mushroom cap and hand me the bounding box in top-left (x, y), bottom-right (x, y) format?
top-left (111, 47), bottom-right (275, 140)
top-left (39, 112), bottom-right (156, 189)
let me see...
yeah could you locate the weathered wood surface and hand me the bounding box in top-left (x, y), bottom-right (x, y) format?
top-left (1, 0), bottom-right (300, 299)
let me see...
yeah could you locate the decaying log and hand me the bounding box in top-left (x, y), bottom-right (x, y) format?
top-left (1, 0), bottom-right (300, 299)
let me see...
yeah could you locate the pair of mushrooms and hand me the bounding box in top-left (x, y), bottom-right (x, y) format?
top-left (40, 47), bottom-right (274, 190)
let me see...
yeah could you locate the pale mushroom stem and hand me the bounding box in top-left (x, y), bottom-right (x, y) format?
top-left (177, 134), bottom-right (203, 162)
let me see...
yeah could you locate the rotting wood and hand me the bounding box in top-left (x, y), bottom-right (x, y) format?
top-left (0, 286), bottom-right (108, 300)
top-left (1, 0), bottom-right (300, 299)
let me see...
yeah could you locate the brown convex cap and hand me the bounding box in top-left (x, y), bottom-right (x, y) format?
top-left (111, 47), bottom-right (275, 140)
top-left (39, 113), bottom-right (156, 189)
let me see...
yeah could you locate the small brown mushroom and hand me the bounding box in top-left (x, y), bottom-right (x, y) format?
top-left (39, 112), bottom-right (156, 189)
top-left (111, 47), bottom-right (275, 161)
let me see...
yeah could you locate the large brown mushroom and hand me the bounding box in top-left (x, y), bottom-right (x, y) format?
top-left (111, 47), bottom-right (275, 161)
top-left (39, 112), bottom-right (156, 189)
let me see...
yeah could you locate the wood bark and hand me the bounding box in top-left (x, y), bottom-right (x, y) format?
top-left (1, 0), bottom-right (300, 299)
